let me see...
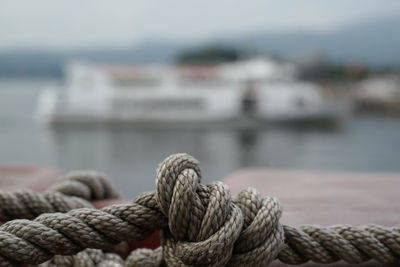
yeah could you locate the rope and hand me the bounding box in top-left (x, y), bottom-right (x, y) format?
top-left (43, 248), bottom-right (125, 267)
top-left (155, 154), bottom-right (284, 266)
top-left (0, 171), bottom-right (120, 221)
top-left (43, 247), bottom-right (164, 267)
top-left (0, 191), bottom-right (167, 266)
top-left (0, 171), bottom-right (126, 267)
top-left (0, 153), bottom-right (399, 266)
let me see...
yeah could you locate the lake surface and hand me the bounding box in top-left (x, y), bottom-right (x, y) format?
top-left (1, 79), bottom-right (400, 197)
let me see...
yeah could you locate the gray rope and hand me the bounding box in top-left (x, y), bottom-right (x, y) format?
top-left (0, 171), bottom-right (120, 221)
top-left (47, 223), bottom-right (400, 266)
top-left (125, 247), bottom-right (164, 267)
top-left (155, 154), bottom-right (284, 266)
top-left (0, 171), bottom-right (125, 267)
top-left (48, 171), bottom-right (120, 201)
top-left (0, 153), bottom-right (399, 266)
top-left (42, 248), bottom-right (125, 267)
top-left (279, 224), bottom-right (400, 264)
top-left (0, 192), bottom-right (167, 266)
top-left (42, 247), bottom-right (164, 267)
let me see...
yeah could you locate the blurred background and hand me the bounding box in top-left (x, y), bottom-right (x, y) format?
top-left (1, 0), bottom-right (400, 197)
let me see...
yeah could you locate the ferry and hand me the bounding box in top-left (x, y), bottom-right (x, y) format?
top-left (36, 58), bottom-right (344, 127)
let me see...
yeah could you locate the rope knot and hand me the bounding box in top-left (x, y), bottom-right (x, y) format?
top-left (156, 153), bottom-right (244, 266)
top-left (230, 188), bottom-right (285, 266)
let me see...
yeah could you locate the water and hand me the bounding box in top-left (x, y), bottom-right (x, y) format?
top-left (1, 79), bottom-right (400, 197)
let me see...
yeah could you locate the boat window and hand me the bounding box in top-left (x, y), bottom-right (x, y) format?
top-left (179, 78), bottom-right (227, 88)
top-left (113, 78), bottom-right (160, 88)
top-left (112, 98), bottom-right (204, 113)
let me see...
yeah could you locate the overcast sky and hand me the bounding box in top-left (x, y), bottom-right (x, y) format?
top-left (1, 0), bottom-right (399, 51)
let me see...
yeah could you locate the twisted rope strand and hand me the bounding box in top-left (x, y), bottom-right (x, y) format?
top-left (0, 191), bottom-right (167, 266)
top-left (48, 223), bottom-right (400, 267)
top-left (0, 171), bottom-right (120, 221)
top-left (43, 247), bottom-right (164, 267)
top-left (42, 248), bottom-right (125, 267)
top-left (48, 171), bottom-right (120, 200)
top-left (0, 153), bottom-right (399, 266)
top-left (0, 172), bottom-right (133, 267)
top-left (279, 224), bottom-right (400, 264)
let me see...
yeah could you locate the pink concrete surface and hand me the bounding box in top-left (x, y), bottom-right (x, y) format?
top-left (224, 169), bottom-right (400, 266)
top-left (0, 165), bottom-right (59, 191)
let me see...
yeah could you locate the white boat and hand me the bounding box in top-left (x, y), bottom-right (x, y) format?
top-left (36, 58), bottom-right (343, 127)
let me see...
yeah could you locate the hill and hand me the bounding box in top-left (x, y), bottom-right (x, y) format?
top-left (0, 16), bottom-right (398, 77)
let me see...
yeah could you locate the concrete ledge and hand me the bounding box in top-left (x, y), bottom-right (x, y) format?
top-left (224, 169), bottom-right (400, 226)
top-left (0, 166), bottom-right (59, 191)
top-left (224, 169), bottom-right (400, 266)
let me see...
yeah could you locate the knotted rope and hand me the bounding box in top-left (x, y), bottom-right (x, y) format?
top-left (155, 153), bottom-right (284, 266)
top-left (0, 153), bottom-right (399, 266)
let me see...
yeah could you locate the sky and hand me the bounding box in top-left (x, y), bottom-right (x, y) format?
top-left (0, 0), bottom-right (399, 51)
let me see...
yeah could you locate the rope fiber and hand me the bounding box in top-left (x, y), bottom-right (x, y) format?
top-left (0, 153), bottom-right (399, 266)
top-left (0, 171), bottom-right (120, 221)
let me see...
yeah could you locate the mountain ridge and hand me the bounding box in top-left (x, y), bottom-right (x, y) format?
top-left (0, 16), bottom-right (398, 77)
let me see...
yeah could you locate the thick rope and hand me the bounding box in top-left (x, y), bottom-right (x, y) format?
top-left (48, 171), bottom-right (120, 201)
top-left (155, 154), bottom-right (284, 266)
top-left (43, 247), bottom-right (164, 267)
top-left (0, 153), bottom-right (399, 266)
top-left (42, 248), bottom-right (125, 267)
top-left (0, 191), bottom-right (166, 266)
top-left (0, 171), bottom-right (120, 221)
top-left (0, 171), bottom-right (126, 267)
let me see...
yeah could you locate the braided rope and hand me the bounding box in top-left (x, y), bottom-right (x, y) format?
top-left (0, 191), bottom-right (166, 266)
top-left (0, 153), bottom-right (399, 266)
top-left (0, 171), bottom-right (126, 267)
top-left (48, 171), bottom-right (120, 200)
top-left (43, 247), bottom-right (164, 267)
top-left (43, 248), bottom-right (125, 267)
top-left (0, 171), bottom-right (120, 221)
